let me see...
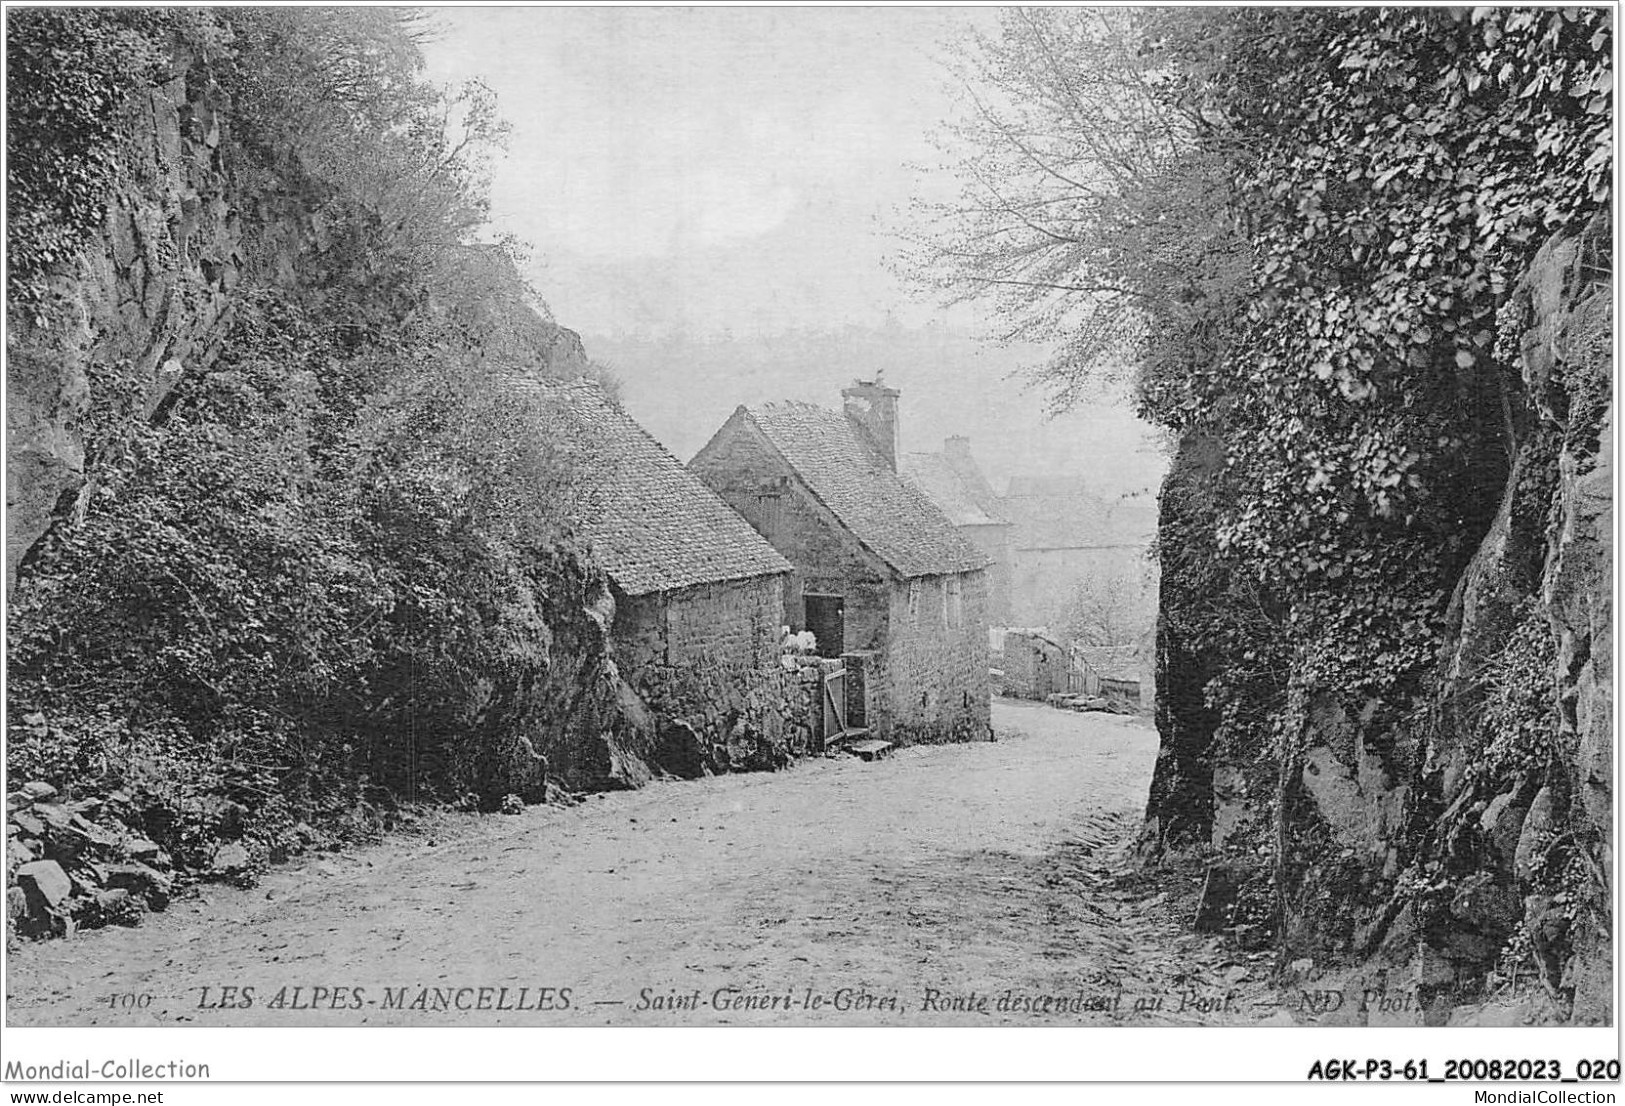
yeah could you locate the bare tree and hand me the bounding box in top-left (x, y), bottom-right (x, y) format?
top-left (1053, 563), bottom-right (1155, 647)
top-left (896, 8), bottom-right (1249, 412)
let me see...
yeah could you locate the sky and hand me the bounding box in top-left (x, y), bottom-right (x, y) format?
top-left (417, 7), bottom-right (1165, 493)
top-left (419, 6), bottom-right (989, 337)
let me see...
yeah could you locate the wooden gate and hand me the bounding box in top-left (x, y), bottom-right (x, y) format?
top-left (821, 668), bottom-right (848, 750)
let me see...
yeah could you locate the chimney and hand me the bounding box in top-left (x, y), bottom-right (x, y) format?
top-left (842, 372), bottom-right (901, 470)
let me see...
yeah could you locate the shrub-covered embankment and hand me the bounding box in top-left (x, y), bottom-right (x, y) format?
top-left (6, 9), bottom-right (652, 937)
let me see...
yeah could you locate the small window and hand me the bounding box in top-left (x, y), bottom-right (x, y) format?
top-left (908, 580), bottom-right (921, 624)
top-left (947, 577), bottom-right (964, 629)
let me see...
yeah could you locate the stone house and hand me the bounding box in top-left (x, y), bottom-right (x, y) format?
top-left (997, 629), bottom-right (1080, 700)
top-left (1000, 475), bottom-right (1156, 627)
top-left (902, 437), bottom-right (1013, 624)
top-left (690, 376), bottom-right (992, 745)
top-left (534, 379), bottom-right (813, 773)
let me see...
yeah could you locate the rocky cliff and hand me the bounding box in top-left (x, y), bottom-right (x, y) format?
top-left (8, 39), bottom-right (238, 585)
top-left (4, 31), bottom-right (588, 590)
top-left (1147, 214), bottom-right (1612, 1024)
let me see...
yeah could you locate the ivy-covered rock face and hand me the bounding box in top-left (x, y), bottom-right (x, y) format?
top-left (6, 9), bottom-right (176, 311)
top-left (1120, 9), bottom-right (1611, 1020)
top-left (1145, 7), bottom-right (1608, 681)
top-left (904, 5), bottom-right (1608, 1018)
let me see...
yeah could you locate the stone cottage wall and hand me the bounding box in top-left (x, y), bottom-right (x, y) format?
top-left (960, 522), bottom-right (1013, 624)
top-left (616, 574), bottom-right (783, 673)
top-left (613, 574), bottom-right (819, 775)
top-left (879, 568), bottom-right (993, 744)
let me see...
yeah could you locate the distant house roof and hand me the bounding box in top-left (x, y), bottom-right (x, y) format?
top-left (728, 402), bottom-right (991, 578)
top-left (517, 379), bottom-right (791, 596)
top-left (902, 451), bottom-right (1009, 528)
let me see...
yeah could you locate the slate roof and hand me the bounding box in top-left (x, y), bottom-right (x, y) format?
top-left (739, 402), bottom-right (991, 578)
top-left (517, 379), bottom-right (791, 596)
top-left (901, 452), bottom-right (1009, 528)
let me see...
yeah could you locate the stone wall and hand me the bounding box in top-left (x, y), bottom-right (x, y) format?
top-left (616, 575), bottom-right (785, 674)
top-left (880, 569), bottom-right (993, 744)
top-left (960, 522), bottom-right (1013, 624)
top-left (1000, 631), bottom-right (1072, 700)
top-left (612, 574), bottom-right (820, 776)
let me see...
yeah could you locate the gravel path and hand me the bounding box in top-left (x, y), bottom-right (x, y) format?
top-left (6, 700), bottom-right (1276, 1027)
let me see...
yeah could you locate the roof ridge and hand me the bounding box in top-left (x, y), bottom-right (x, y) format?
top-left (741, 401), bottom-right (991, 578)
top-left (740, 411), bottom-right (929, 578)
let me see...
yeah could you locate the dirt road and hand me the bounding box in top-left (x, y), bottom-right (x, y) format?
top-left (6, 700), bottom-right (1278, 1026)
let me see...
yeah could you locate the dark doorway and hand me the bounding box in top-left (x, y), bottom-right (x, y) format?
top-left (803, 593), bottom-right (844, 658)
